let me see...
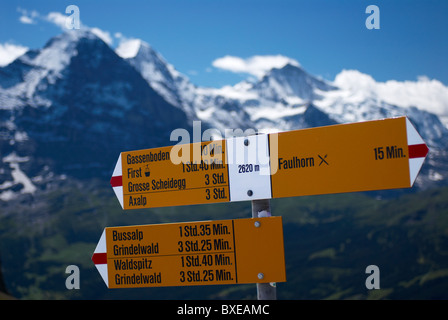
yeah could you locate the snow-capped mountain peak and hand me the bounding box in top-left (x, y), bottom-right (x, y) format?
top-left (251, 63), bottom-right (336, 102)
top-left (0, 29), bottom-right (110, 110)
top-left (0, 31), bottom-right (191, 201)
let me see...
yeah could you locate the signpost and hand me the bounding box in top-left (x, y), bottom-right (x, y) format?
top-left (110, 116), bottom-right (429, 209)
top-left (92, 217), bottom-right (286, 289)
top-left (95, 116), bottom-right (430, 299)
top-left (270, 116), bottom-right (429, 198)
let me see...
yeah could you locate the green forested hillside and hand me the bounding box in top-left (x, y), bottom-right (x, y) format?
top-left (0, 181), bottom-right (447, 299)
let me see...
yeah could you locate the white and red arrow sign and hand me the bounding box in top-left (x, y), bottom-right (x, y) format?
top-left (92, 230), bottom-right (108, 287)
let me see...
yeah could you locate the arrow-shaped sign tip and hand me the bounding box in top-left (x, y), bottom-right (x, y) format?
top-left (406, 118), bottom-right (429, 186)
top-left (92, 230), bottom-right (109, 287)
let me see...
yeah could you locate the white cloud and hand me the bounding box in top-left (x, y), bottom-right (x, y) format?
top-left (17, 8), bottom-right (114, 46)
top-left (45, 11), bottom-right (113, 45)
top-left (19, 15), bottom-right (34, 24)
top-left (17, 9), bottom-right (71, 30)
top-left (90, 27), bottom-right (113, 45)
top-left (0, 43), bottom-right (28, 66)
top-left (45, 12), bottom-right (70, 29)
top-left (17, 8), bottom-right (38, 24)
top-left (212, 55), bottom-right (300, 78)
top-left (334, 69), bottom-right (448, 124)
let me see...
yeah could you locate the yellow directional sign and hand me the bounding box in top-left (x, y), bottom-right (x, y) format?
top-left (111, 141), bottom-right (230, 209)
top-left (269, 116), bottom-right (429, 198)
top-left (92, 217), bottom-right (286, 288)
top-left (110, 117), bottom-right (429, 209)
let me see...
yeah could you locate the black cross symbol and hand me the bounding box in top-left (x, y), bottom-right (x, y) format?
top-left (318, 154), bottom-right (329, 166)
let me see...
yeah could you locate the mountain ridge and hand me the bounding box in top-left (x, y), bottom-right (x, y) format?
top-left (0, 30), bottom-right (447, 203)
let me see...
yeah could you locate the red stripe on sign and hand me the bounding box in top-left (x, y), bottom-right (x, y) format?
top-left (408, 144), bottom-right (429, 159)
top-left (110, 175), bottom-right (122, 187)
top-left (92, 252), bottom-right (107, 265)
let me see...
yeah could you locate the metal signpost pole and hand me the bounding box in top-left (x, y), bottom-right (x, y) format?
top-left (251, 198), bottom-right (277, 300)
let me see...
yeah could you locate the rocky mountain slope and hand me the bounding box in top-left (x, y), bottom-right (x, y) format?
top-left (0, 30), bottom-right (190, 202)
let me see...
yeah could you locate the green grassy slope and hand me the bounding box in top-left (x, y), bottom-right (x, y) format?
top-left (0, 181), bottom-right (447, 299)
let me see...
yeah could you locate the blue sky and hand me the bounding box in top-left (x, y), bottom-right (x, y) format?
top-left (0, 0), bottom-right (447, 88)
